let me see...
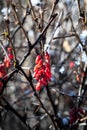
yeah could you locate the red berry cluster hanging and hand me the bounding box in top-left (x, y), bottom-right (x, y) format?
top-left (0, 47), bottom-right (14, 93)
top-left (33, 52), bottom-right (51, 91)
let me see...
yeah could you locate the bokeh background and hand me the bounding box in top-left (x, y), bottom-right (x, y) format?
top-left (0, 0), bottom-right (87, 130)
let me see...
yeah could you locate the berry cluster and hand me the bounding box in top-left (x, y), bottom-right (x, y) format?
top-left (0, 47), bottom-right (14, 93)
top-left (33, 52), bottom-right (51, 91)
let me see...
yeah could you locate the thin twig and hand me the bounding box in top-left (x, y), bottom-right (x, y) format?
top-left (77, 68), bottom-right (87, 107)
top-left (28, 0), bottom-right (37, 22)
top-left (48, 0), bottom-right (59, 20)
top-left (2, 96), bottom-right (32, 130)
top-left (18, 66), bottom-right (58, 130)
top-left (31, 13), bottom-right (57, 48)
top-left (77, 0), bottom-right (81, 16)
top-left (11, 9), bottom-right (30, 40)
top-left (19, 13), bottom-right (57, 66)
top-left (46, 85), bottom-right (63, 129)
top-left (53, 34), bottom-right (75, 39)
top-left (11, 3), bottom-right (32, 47)
top-left (69, 16), bottom-right (85, 48)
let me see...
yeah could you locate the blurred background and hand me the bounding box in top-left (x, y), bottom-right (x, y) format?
top-left (0, 0), bottom-right (87, 130)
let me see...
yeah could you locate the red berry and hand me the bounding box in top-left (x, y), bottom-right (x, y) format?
top-left (34, 60), bottom-right (43, 70)
top-left (34, 65), bottom-right (38, 72)
top-left (69, 61), bottom-right (75, 68)
top-left (7, 47), bottom-right (12, 52)
top-left (38, 59), bottom-right (43, 66)
top-left (35, 81), bottom-right (41, 91)
top-left (4, 57), bottom-right (11, 68)
top-left (33, 71), bottom-right (38, 78)
top-left (35, 70), bottom-right (42, 78)
top-left (44, 52), bottom-right (50, 61)
top-left (0, 64), bottom-right (5, 69)
top-left (41, 78), bottom-right (48, 86)
top-left (0, 68), bottom-right (6, 78)
top-left (5, 60), bottom-right (11, 68)
top-left (8, 53), bottom-right (14, 60)
top-left (35, 55), bottom-right (42, 64)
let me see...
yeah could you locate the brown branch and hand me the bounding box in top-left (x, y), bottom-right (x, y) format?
top-left (45, 85), bottom-right (63, 129)
top-left (11, 3), bottom-right (32, 47)
top-left (2, 96), bottom-right (32, 130)
top-left (4, 19), bottom-right (17, 62)
top-left (53, 34), bottom-right (75, 39)
top-left (48, 0), bottom-right (59, 20)
top-left (77, 0), bottom-right (81, 16)
top-left (18, 66), bottom-right (58, 130)
top-left (31, 13), bottom-right (57, 48)
top-left (28, 0), bottom-right (37, 22)
top-left (19, 13), bottom-right (57, 66)
top-left (69, 16), bottom-right (85, 49)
